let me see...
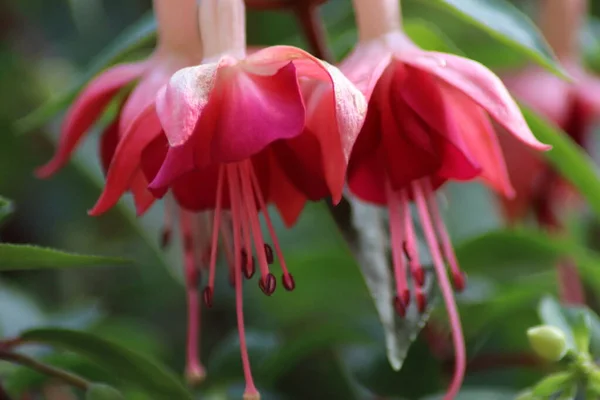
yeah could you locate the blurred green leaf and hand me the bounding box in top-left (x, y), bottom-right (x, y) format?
top-left (428, 0), bottom-right (566, 77)
top-left (521, 105), bottom-right (600, 221)
top-left (531, 372), bottom-right (573, 397)
top-left (404, 19), bottom-right (462, 54)
top-left (571, 311), bottom-right (592, 353)
top-left (0, 196), bottom-right (14, 224)
top-left (423, 388), bottom-right (519, 400)
top-left (0, 244), bottom-right (131, 270)
top-left (454, 228), bottom-right (600, 290)
top-left (15, 12), bottom-right (156, 134)
top-left (20, 328), bottom-right (192, 399)
top-left (86, 383), bottom-right (125, 400)
top-left (538, 297), bottom-right (576, 351)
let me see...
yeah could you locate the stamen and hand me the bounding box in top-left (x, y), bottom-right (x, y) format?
top-left (400, 190), bottom-right (426, 287)
top-left (264, 244), bottom-right (274, 264)
top-left (220, 220), bottom-right (237, 288)
top-left (179, 210), bottom-right (205, 384)
top-left (202, 287), bottom-right (213, 308)
top-left (227, 164), bottom-right (260, 400)
top-left (423, 180), bottom-right (466, 292)
top-left (206, 166), bottom-right (225, 299)
top-left (393, 295), bottom-right (406, 317)
top-left (413, 180), bottom-right (465, 400)
top-left (247, 162), bottom-right (295, 292)
top-left (385, 180), bottom-right (410, 309)
top-left (239, 187), bottom-right (256, 279)
top-left (160, 195), bottom-right (175, 248)
top-left (415, 287), bottom-right (427, 314)
top-left (238, 162), bottom-right (276, 295)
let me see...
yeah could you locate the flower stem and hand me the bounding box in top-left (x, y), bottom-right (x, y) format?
top-left (293, 2), bottom-right (333, 63)
top-left (0, 350), bottom-right (90, 391)
top-left (352, 0), bottom-right (402, 42)
top-left (538, 0), bottom-right (587, 61)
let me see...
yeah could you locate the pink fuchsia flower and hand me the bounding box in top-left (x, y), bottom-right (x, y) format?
top-left (342, 0), bottom-right (549, 398)
top-left (498, 0), bottom-right (600, 225)
top-left (34, 0), bottom-right (209, 383)
top-left (149, 0), bottom-right (366, 397)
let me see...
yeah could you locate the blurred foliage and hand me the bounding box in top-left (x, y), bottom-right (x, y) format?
top-left (2, 0), bottom-right (600, 399)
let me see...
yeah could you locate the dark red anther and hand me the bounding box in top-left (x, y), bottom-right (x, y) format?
top-left (244, 257), bottom-right (256, 279)
top-left (416, 289), bottom-right (427, 313)
top-left (401, 288), bottom-right (411, 307)
top-left (412, 266), bottom-right (425, 287)
top-left (282, 273), bottom-right (296, 291)
top-left (393, 295), bottom-right (406, 317)
top-left (202, 287), bottom-right (213, 308)
top-left (160, 229), bottom-right (172, 248)
top-left (264, 243), bottom-right (274, 264)
top-left (241, 249), bottom-right (248, 266)
top-left (258, 273), bottom-right (277, 296)
top-left (402, 241), bottom-right (412, 261)
top-left (452, 270), bottom-right (467, 292)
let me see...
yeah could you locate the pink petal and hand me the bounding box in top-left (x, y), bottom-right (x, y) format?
top-left (268, 150), bottom-right (307, 227)
top-left (398, 51), bottom-right (550, 151)
top-left (129, 170), bottom-right (156, 216)
top-left (399, 64), bottom-right (480, 182)
top-left (36, 62), bottom-right (147, 178)
top-left (155, 61), bottom-right (223, 147)
top-left (340, 42), bottom-right (393, 99)
top-left (442, 86), bottom-right (514, 197)
top-left (99, 112), bottom-right (121, 174)
top-left (210, 61), bottom-right (305, 162)
top-left (89, 105), bottom-right (162, 216)
top-left (249, 45), bottom-right (367, 203)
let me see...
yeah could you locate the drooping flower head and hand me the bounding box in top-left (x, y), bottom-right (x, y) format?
top-left (499, 0), bottom-right (600, 225)
top-left (342, 0), bottom-right (549, 397)
top-left (149, 0), bottom-right (366, 397)
top-left (34, 0), bottom-right (209, 383)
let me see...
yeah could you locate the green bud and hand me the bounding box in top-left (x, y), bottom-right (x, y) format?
top-left (85, 383), bottom-right (125, 400)
top-left (527, 325), bottom-right (568, 361)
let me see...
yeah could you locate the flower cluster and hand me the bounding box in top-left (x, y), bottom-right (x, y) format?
top-left (37, 0), bottom-right (549, 398)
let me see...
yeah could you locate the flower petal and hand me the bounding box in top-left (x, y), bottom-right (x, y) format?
top-left (99, 114), bottom-right (120, 175)
top-left (398, 51), bottom-right (550, 151)
top-left (89, 105), bottom-right (162, 216)
top-left (210, 61), bottom-right (305, 162)
top-left (129, 170), bottom-right (156, 216)
top-left (155, 61), bottom-right (222, 147)
top-left (443, 86), bottom-right (514, 197)
top-left (249, 45), bottom-right (367, 203)
top-left (268, 150), bottom-right (306, 227)
top-left (36, 62), bottom-right (147, 178)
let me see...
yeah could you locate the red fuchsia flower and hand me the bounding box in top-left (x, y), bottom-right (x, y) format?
top-left (499, 0), bottom-right (600, 225)
top-left (148, 0), bottom-right (366, 397)
top-left (498, 0), bottom-right (600, 306)
top-left (34, 0), bottom-right (210, 383)
top-left (342, 0), bottom-right (549, 398)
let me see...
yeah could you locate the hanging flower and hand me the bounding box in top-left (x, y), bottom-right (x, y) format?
top-left (148, 0), bottom-right (366, 397)
top-left (34, 0), bottom-right (209, 384)
top-left (499, 0), bottom-right (600, 225)
top-left (341, 0), bottom-right (549, 397)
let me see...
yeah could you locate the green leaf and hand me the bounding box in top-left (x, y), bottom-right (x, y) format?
top-left (20, 328), bottom-right (191, 399)
top-left (532, 372), bottom-right (573, 397)
top-left (86, 383), bottom-right (125, 400)
top-left (571, 311), bottom-right (592, 353)
top-left (520, 105), bottom-right (600, 221)
top-left (454, 228), bottom-right (600, 291)
top-left (0, 196), bottom-right (14, 225)
top-left (15, 12), bottom-right (156, 134)
top-left (0, 244), bottom-right (131, 271)
top-left (427, 0), bottom-right (566, 77)
top-left (538, 297), bottom-right (576, 352)
top-left (403, 19), bottom-right (462, 53)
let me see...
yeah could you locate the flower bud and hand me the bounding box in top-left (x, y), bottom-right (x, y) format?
top-left (527, 325), bottom-right (568, 361)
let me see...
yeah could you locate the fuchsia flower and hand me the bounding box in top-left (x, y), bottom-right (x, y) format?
top-left (149, 0), bottom-right (366, 397)
top-left (342, 0), bottom-right (549, 397)
top-left (499, 0), bottom-right (600, 225)
top-left (35, 0), bottom-right (210, 383)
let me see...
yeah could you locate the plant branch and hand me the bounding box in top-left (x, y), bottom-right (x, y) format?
top-left (293, 3), bottom-right (333, 63)
top-left (0, 350), bottom-right (90, 391)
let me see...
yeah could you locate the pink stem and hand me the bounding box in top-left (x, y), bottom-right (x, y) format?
top-left (385, 180), bottom-right (409, 304)
top-left (227, 164), bottom-right (259, 398)
top-left (207, 166), bottom-right (225, 291)
top-left (538, 0), bottom-right (587, 61)
top-left (413, 181), bottom-right (465, 400)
